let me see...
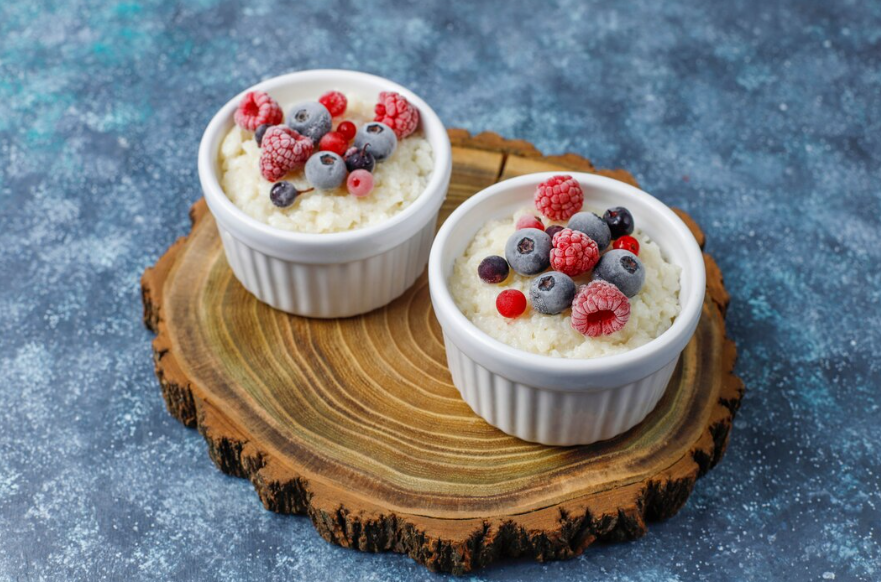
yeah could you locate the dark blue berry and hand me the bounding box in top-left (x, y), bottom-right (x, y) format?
top-left (305, 152), bottom-right (346, 190)
top-left (530, 271), bottom-right (576, 315)
top-left (568, 212), bottom-right (611, 251)
top-left (504, 228), bottom-right (552, 276)
top-left (270, 182), bottom-right (313, 208)
top-left (354, 122), bottom-right (397, 161)
top-left (345, 145), bottom-right (376, 173)
top-left (603, 207), bottom-right (634, 239)
top-left (477, 255), bottom-right (510, 284)
top-left (545, 225), bottom-right (565, 240)
top-left (255, 124), bottom-right (272, 147)
top-left (593, 249), bottom-right (645, 297)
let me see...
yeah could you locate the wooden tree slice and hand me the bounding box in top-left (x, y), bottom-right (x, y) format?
top-left (141, 130), bottom-right (743, 574)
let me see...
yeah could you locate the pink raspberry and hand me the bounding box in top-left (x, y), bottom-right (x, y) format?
top-left (571, 281), bottom-right (631, 337)
top-left (515, 214), bottom-right (544, 231)
top-left (534, 175), bottom-right (584, 222)
top-left (319, 91), bottom-right (347, 117)
top-left (374, 91), bottom-right (420, 139)
top-left (259, 126), bottom-right (313, 182)
top-left (549, 228), bottom-right (599, 277)
top-left (234, 91), bottom-right (283, 131)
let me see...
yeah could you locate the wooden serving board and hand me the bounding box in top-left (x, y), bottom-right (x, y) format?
top-left (141, 130), bottom-right (743, 574)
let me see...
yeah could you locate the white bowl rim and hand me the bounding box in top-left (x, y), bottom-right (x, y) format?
top-left (428, 171), bottom-right (707, 391)
top-left (198, 69), bottom-right (452, 254)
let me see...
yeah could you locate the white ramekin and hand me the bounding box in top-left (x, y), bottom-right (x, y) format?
top-left (198, 70), bottom-right (452, 318)
top-left (428, 173), bottom-right (706, 446)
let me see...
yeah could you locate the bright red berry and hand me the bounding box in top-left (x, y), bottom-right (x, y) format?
top-left (234, 91), bottom-right (283, 132)
top-left (571, 281), bottom-right (631, 337)
top-left (347, 169), bottom-right (374, 197)
top-left (259, 126), bottom-right (313, 182)
top-left (534, 175), bottom-right (584, 222)
top-left (318, 91), bottom-right (347, 117)
top-left (549, 228), bottom-right (599, 277)
top-left (516, 215), bottom-right (544, 231)
top-left (337, 120), bottom-right (356, 141)
top-left (496, 289), bottom-right (527, 318)
top-left (318, 131), bottom-right (349, 156)
top-left (374, 91), bottom-right (420, 139)
top-left (613, 235), bottom-right (640, 255)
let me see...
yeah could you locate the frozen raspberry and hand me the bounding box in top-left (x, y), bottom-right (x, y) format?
top-left (613, 235), bottom-right (640, 255)
top-left (374, 91), bottom-right (420, 139)
top-left (319, 91), bottom-right (347, 117)
top-left (496, 289), bottom-right (527, 318)
top-left (534, 175), bottom-right (584, 222)
top-left (516, 215), bottom-right (544, 231)
top-left (549, 228), bottom-right (599, 277)
top-left (259, 126), bottom-right (313, 182)
top-left (234, 91), bottom-right (283, 132)
top-left (571, 281), bottom-right (631, 337)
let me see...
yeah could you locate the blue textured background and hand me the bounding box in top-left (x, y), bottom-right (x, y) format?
top-left (1, 1), bottom-right (879, 580)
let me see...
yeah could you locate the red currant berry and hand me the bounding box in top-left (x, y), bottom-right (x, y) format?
top-left (318, 91), bottom-right (347, 117)
top-left (318, 131), bottom-right (348, 156)
top-left (336, 120), bottom-right (356, 141)
top-left (496, 289), bottom-right (527, 318)
top-left (515, 214), bottom-right (544, 231)
top-left (613, 235), bottom-right (640, 255)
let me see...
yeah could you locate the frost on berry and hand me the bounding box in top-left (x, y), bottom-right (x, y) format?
top-left (571, 281), bottom-right (631, 337)
top-left (549, 228), bottom-right (599, 277)
top-left (534, 175), bottom-right (584, 222)
top-left (374, 91), bottom-right (420, 139)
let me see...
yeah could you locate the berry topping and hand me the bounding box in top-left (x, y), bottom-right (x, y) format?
top-left (603, 206), bottom-right (635, 239)
top-left (567, 212), bottom-right (611, 251)
top-left (234, 91), bottom-right (283, 131)
top-left (496, 289), bottom-right (527, 319)
top-left (571, 280), bottom-right (631, 337)
top-left (318, 131), bottom-right (349, 156)
top-left (318, 91), bottom-right (347, 117)
top-left (515, 214), bottom-right (544, 231)
top-left (478, 256), bottom-right (510, 284)
top-left (255, 123), bottom-right (272, 147)
top-left (259, 126), bottom-right (313, 182)
top-left (545, 225), bottom-right (565, 239)
top-left (593, 249), bottom-right (645, 298)
top-left (529, 271), bottom-right (576, 315)
top-left (344, 145), bottom-right (376, 173)
top-left (305, 151), bottom-right (347, 190)
top-left (337, 120), bottom-right (357, 141)
top-left (269, 182), bottom-right (312, 208)
top-left (504, 228), bottom-right (552, 276)
top-left (549, 228), bottom-right (599, 277)
top-left (613, 235), bottom-right (640, 255)
top-left (534, 175), bottom-right (584, 222)
top-left (347, 169), bottom-right (374, 197)
top-left (286, 101), bottom-right (332, 144)
top-left (354, 122), bottom-right (397, 161)
top-left (374, 91), bottom-right (420, 139)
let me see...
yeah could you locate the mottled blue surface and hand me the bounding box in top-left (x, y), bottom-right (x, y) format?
top-left (1, 0), bottom-right (879, 580)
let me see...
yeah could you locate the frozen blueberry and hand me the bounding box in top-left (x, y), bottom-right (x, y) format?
top-left (255, 123), bottom-right (272, 147)
top-left (478, 255), bottom-right (510, 284)
top-left (270, 182), bottom-right (299, 208)
top-left (287, 101), bottom-right (332, 143)
top-left (354, 122), bottom-right (397, 161)
top-left (568, 212), bottom-right (611, 251)
top-left (344, 145), bottom-right (376, 173)
top-left (603, 206), bottom-right (634, 239)
top-left (593, 249), bottom-right (645, 297)
top-left (505, 228), bottom-right (552, 276)
top-left (530, 271), bottom-right (576, 315)
top-left (305, 152), bottom-right (347, 190)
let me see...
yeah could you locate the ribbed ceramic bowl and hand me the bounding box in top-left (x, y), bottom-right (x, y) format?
top-left (199, 70), bottom-right (452, 318)
top-left (428, 172), bottom-right (705, 446)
